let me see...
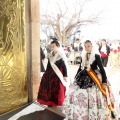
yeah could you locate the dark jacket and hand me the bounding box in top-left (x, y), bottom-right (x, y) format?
top-left (77, 54), bottom-right (107, 84)
top-left (40, 47), bottom-right (45, 72)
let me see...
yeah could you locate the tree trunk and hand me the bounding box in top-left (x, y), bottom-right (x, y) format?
top-left (54, 31), bottom-right (68, 45)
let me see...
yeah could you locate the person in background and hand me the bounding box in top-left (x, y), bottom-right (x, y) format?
top-left (71, 44), bottom-right (74, 50)
top-left (68, 45), bottom-right (74, 64)
top-left (68, 45), bottom-right (74, 52)
top-left (67, 46), bottom-right (71, 52)
top-left (42, 46), bottom-right (47, 58)
top-left (40, 47), bottom-right (45, 72)
top-left (64, 46), bottom-right (68, 57)
top-left (96, 41), bottom-right (101, 50)
top-left (99, 39), bottom-right (110, 67)
top-left (74, 38), bottom-right (79, 52)
top-left (79, 42), bottom-right (83, 51)
top-left (46, 39), bottom-right (52, 54)
top-left (67, 44), bottom-right (73, 52)
top-left (108, 41), bottom-right (120, 68)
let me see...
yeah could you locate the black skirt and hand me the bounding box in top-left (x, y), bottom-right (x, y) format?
top-left (75, 69), bottom-right (96, 89)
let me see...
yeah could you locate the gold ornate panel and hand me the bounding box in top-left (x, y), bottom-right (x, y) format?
top-left (0, 0), bottom-right (28, 114)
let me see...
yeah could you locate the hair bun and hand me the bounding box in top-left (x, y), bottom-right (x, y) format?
top-left (51, 40), bottom-right (60, 47)
top-left (85, 40), bottom-right (92, 43)
top-left (50, 36), bottom-right (58, 41)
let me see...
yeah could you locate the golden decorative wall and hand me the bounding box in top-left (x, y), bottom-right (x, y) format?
top-left (0, 0), bottom-right (28, 114)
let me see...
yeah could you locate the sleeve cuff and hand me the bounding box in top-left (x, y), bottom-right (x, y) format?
top-left (63, 75), bottom-right (68, 77)
top-left (102, 83), bottom-right (108, 85)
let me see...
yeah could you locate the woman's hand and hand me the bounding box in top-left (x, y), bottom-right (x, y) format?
top-left (102, 84), bottom-right (108, 90)
top-left (86, 68), bottom-right (90, 71)
top-left (63, 77), bottom-right (67, 82)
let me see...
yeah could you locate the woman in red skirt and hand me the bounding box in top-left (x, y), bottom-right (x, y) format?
top-left (37, 40), bottom-right (69, 106)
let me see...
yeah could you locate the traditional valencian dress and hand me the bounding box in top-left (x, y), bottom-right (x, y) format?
top-left (62, 50), bottom-right (117, 120)
top-left (37, 49), bottom-right (69, 106)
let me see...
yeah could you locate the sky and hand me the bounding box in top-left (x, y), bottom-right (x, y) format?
top-left (40, 0), bottom-right (120, 41)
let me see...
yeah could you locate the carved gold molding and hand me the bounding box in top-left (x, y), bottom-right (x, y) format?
top-left (0, 0), bottom-right (28, 114)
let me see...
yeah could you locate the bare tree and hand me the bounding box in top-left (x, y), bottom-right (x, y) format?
top-left (41, 24), bottom-right (53, 38)
top-left (41, 0), bottom-right (102, 44)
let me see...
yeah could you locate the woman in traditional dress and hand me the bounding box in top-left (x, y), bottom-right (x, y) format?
top-left (62, 40), bottom-right (117, 120)
top-left (37, 40), bottom-right (69, 106)
top-left (108, 41), bottom-right (120, 68)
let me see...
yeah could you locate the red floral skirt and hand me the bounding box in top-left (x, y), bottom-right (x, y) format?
top-left (37, 66), bottom-right (66, 106)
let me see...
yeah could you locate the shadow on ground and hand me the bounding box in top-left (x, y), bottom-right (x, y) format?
top-left (17, 109), bottom-right (65, 120)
